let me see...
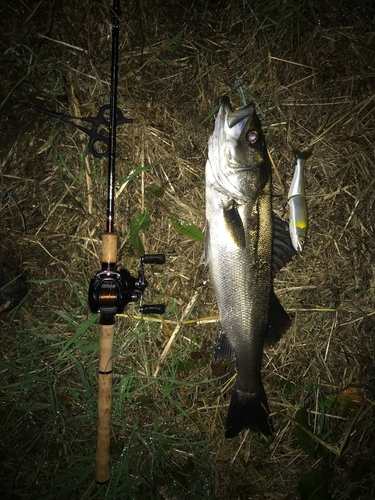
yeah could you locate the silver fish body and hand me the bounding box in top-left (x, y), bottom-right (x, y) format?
top-left (205, 96), bottom-right (293, 438)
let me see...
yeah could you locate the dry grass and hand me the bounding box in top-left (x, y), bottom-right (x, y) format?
top-left (1, 0), bottom-right (375, 498)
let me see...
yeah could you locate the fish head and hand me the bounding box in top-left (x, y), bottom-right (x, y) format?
top-left (207, 96), bottom-right (270, 202)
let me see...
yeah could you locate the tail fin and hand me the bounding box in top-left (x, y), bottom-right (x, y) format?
top-left (225, 383), bottom-right (273, 439)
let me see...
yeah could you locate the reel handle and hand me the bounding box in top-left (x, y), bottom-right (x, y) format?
top-left (142, 254), bottom-right (166, 265)
top-left (140, 304), bottom-right (166, 315)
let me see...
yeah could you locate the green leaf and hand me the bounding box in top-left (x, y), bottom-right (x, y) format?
top-left (22, 133), bottom-right (32, 144)
top-left (149, 184), bottom-right (165, 199)
top-left (168, 213), bottom-right (205, 242)
top-left (166, 28), bottom-right (186, 52)
top-left (197, 104), bottom-right (220, 128)
top-left (176, 357), bottom-right (196, 373)
top-left (121, 165), bottom-right (150, 184)
top-left (298, 468), bottom-right (332, 500)
top-left (294, 408), bottom-right (317, 457)
top-left (130, 210), bottom-right (151, 254)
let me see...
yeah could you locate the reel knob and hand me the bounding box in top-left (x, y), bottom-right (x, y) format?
top-left (140, 304), bottom-right (166, 315)
top-left (142, 254), bottom-right (166, 265)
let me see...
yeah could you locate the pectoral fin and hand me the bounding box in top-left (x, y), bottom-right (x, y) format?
top-left (223, 201), bottom-right (246, 248)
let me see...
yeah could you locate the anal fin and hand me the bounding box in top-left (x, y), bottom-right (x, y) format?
top-left (265, 290), bottom-right (291, 346)
top-left (213, 327), bottom-right (235, 363)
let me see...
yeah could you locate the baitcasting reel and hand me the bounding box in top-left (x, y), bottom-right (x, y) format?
top-left (88, 254), bottom-right (166, 316)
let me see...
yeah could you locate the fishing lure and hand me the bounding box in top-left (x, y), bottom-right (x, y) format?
top-left (288, 151), bottom-right (311, 252)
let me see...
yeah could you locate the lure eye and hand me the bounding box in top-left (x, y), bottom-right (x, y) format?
top-left (247, 131), bottom-right (259, 144)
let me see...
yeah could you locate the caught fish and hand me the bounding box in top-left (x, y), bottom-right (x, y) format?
top-left (288, 150), bottom-right (311, 252)
top-left (205, 96), bottom-right (295, 438)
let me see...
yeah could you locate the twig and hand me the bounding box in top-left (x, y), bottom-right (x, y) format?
top-left (337, 402), bottom-right (369, 457)
top-left (60, 62), bottom-right (109, 85)
top-left (37, 33), bottom-right (88, 54)
top-left (23, 0), bottom-right (43, 25)
top-left (309, 95), bottom-right (375, 147)
top-left (69, 84), bottom-right (93, 214)
top-left (124, 314), bottom-right (219, 325)
top-left (153, 290), bottom-right (199, 377)
top-left (1, 188), bottom-right (26, 232)
top-left (269, 56), bottom-right (316, 70)
top-left (231, 430), bottom-right (250, 463)
top-left (268, 150), bottom-right (285, 193)
top-left (35, 180), bottom-right (75, 236)
top-left (284, 402), bottom-right (368, 457)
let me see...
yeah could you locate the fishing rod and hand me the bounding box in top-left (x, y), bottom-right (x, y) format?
top-left (87, 0), bottom-right (166, 484)
top-left (37, 0), bottom-right (165, 484)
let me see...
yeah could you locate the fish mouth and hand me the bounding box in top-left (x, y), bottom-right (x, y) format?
top-left (221, 96), bottom-right (255, 129)
top-left (233, 166), bottom-right (252, 172)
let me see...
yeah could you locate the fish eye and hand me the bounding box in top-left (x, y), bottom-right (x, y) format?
top-left (247, 131), bottom-right (259, 144)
